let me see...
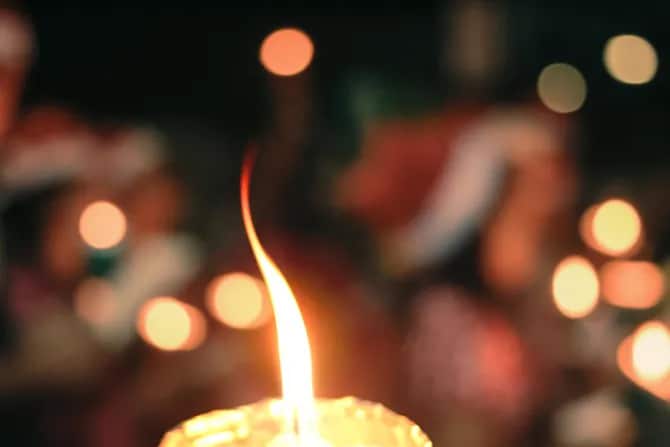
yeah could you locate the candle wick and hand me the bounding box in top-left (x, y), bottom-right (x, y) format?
top-left (291, 406), bottom-right (301, 438)
top-left (289, 405), bottom-right (314, 447)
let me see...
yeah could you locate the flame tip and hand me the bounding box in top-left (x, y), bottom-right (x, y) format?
top-left (239, 145), bottom-right (316, 435)
top-left (240, 147), bottom-right (257, 206)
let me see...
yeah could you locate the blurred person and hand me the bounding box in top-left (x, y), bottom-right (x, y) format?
top-left (331, 1), bottom-right (582, 443)
top-left (0, 104), bottom-right (201, 445)
top-left (336, 104), bottom-right (576, 446)
top-left (0, 107), bottom-right (110, 446)
top-left (79, 128), bottom-right (204, 447)
top-left (80, 127), bottom-right (202, 351)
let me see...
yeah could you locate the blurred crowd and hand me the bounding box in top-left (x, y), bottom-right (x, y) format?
top-left (1, 2), bottom-right (670, 447)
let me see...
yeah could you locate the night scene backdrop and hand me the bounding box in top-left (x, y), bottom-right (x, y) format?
top-left (1, 1), bottom-right (670, 446)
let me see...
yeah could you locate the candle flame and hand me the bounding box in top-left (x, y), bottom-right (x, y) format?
top-left (240, 152), bottom-right (317, 439)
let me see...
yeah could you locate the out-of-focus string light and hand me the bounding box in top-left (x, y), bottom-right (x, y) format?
top-left (631, 321), bottom-right (670, 383)
top-left (580, 199), bottom-right (643, 257)
top-left (617, 326), bottom-right (670, 401)
top-left (137, 297), bottom-right (206, 351)
top-left (604, 34), bottom-right (658, 85)
top-left (206, 272), bottom-right (271, 330)
top-left (79, 200), bottom-right (127, 250)
top-left (74, 277), bottom-right (118, 325)
top-left (537, 63), bottom-right (587, 114)
top-left (591, 199), bottom-right (642, 257)
top-left (260, 28), bottom-right (314, 76)
top-left (600, 261), bottom-right (664, 309)
top-left (552, 255), bottom-right (599, 319)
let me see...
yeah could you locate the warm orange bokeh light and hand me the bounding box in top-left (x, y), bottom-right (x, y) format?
top-left (537, 62), bottom-right (587, 113)
top-left (79, 200), bottom-right (127, 250)
top-left (600, 261), bottom-right (664, 309)
top-left (631, 321), bottom-right (670, 383)
top-left (241, 153), bottom-right (317, 440)
top-left (591, 199), bottom-right (642, 257)
top-left (618, 326), bottom-right (670, 401)
top-left (137, 297), bottom-right (206, 351)
top-left (552, 255), bottom-right (599, 319)
top-left (74, 277), bottom-right (118, 325)
top-left (260, 28), bottom-right (314, 76)
top-left (206, 272), bottom-right (271, 329)
top-left (604, 34), bottom-right (658, 85)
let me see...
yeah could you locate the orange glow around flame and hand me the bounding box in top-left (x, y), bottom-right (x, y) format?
top-left (241, 153), bottom-right (317, 440)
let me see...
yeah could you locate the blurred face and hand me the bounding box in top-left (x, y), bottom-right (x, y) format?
top-left (123, 170), bottom-right (184, 238)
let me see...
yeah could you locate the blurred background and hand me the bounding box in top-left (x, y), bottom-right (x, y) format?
top-left (1, 1), bottom-right (670, 446)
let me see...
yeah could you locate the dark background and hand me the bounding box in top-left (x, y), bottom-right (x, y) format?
top-left (3, 2), bottom-right (670, 446)
top-left (18, 1), bottom-right (670, 173)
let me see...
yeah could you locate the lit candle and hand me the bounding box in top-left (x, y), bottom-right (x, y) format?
top-left (159, 154), bottom-right (432, 447)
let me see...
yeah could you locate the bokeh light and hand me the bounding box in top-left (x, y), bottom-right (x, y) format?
top-left (600, 261), bottom-right (664, 309)
top-left (74, 277), bottom-right (118, 325)
top-left (604, 34), bottom-right (658, 85)
top-left (537, 63), bottom-right (587, 113)
top-left (259, 28), bottom-right (314, 76)
top-left (618, 328), bottom-right (670, 401)
top-left (137, 297), bottom-right (206, 351)
top-left (591, 199), bottom-right (642, 257)
top-left (79, 200), bottom-right (127, 250)
top-left (552, 255), bottom-right (599, 319)
top-left (631, 321), bottom-right (670, 383)
top-left (206, 272), bottom-right (271, 330)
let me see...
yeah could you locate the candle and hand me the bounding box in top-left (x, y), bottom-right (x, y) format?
top-left (159, 397), bottom-right (431, 447)
top-left (159, 153), bottom-right (432, 447)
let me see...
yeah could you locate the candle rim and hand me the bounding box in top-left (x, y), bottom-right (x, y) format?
top-left (159, 396), bottom-right (432, 447)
